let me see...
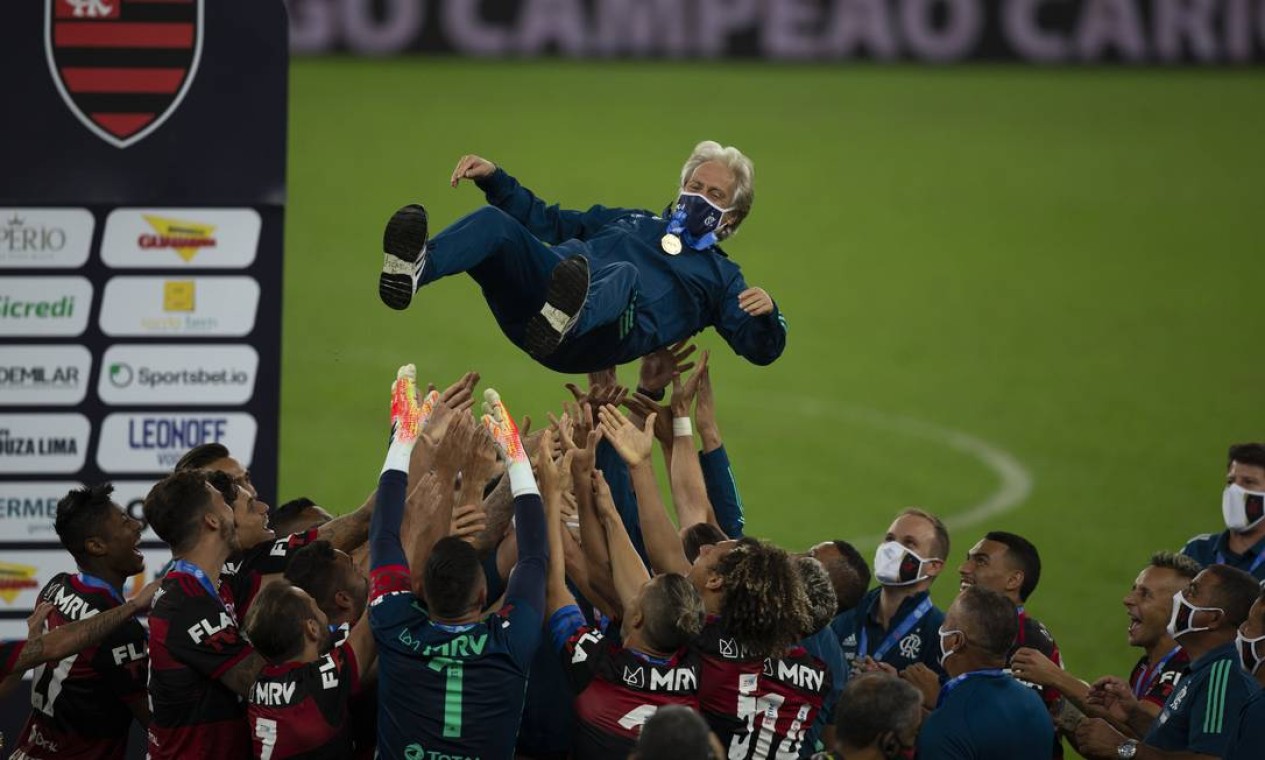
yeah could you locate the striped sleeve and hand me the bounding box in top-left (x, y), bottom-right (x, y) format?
top-left (1188, 658), bottom-right (1251, 755)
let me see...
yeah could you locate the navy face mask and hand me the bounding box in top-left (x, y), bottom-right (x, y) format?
top-left (665, 192), bottom-right (731, 250)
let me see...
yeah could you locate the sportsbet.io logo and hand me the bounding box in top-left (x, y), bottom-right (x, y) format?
top-left (108, 363), bottom-right (134, 388)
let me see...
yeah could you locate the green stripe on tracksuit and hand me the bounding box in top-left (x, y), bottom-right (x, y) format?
top-left (1203, 660), bottom-right (1231, 734)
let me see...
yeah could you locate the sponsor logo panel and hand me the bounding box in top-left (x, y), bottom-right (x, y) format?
top-left (0, 414), bottom-right (90, 474)
top-left (0, 345), bottom-right (92, 406)
top-left (98, 276), bottom-right (259, 337)
top-left (99, 344), bottom-right (258, 405)
top-left (0, 208), bottom-right (94, 268)
top-left (0, 548), bottom-right (171, 639)
top-left (100, 208), bottom-right (261, 268)
top-left (111, 479), bottom-right (166, 542)
top-left (96, 411), bottom-right (256, 473)
top-left (0, 277), bottom-right (92, 337)
top-left (0, 481), bottom-right (83, 543)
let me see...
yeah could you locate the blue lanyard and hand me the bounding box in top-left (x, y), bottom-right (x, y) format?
top-left (936, 668), bottom-right (1007, 708)
top-left (859, 597), bottom-right (934, 661)
top-left (1215, 550), bottom-right (1265, 574)
top-left (170, 560), bottom-right (226, 611)
top-left (76, 572), bottom-right (124, 605)
top-left (1133, 646), bottom-right (1181, 699)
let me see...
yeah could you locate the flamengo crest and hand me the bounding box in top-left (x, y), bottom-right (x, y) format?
top-left (44, 0), bottom-right (203, 148)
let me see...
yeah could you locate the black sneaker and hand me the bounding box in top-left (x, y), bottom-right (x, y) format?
top-left (525, 255), bottom-right (590, 359)
top-left (379, 204), bottom-right (429, 310)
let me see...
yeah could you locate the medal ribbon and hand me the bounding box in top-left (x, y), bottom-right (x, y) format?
top-left (1133, 646), bottom-right (1181, 699)
top-left (936, 668), bottom-right (1008, 708)
top-left (76, 572), bottom-right (125, 605)
top-left (859, 596), bottom-right (934, 661)
top-left (170, 559), bottom-right (228, 613)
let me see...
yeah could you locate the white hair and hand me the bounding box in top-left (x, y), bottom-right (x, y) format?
top-left (679, 140), bottom-right (754, 240)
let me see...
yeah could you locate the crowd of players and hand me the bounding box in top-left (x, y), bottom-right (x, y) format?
top-left (1, 350), bottom-right (1264, 760)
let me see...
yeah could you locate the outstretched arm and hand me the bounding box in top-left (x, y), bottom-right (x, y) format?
top-left (369, 365), bottom-right (427, 602)
top-left (694, 363), bottom-right (745, 538)
top-left (541, 429), bottom-right (579, 617)
top-left (597, 405), bottom-right (691, 576)
top-left (10, 581), bottom-right (158, 674)
top-left (667, 352), bottom-right (718, 531)
top-left (452, 155), bottom-right (633, 244)
top-left (593, 471), bottom-right (652, 616)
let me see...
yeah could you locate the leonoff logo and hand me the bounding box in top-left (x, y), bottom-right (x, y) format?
top-left (44, 0), bottom-right (204, 149)
top-left (0, 210), bottom-right (94, 269)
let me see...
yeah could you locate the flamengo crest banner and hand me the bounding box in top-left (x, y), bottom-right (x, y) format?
top-left (45, 0), bottom-right (204, 149)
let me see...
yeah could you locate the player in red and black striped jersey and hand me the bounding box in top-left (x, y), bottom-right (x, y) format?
top-left (143, 469), bottom-right (268, 760)
top-left (176, 443), bottom-right (379, 619)
top-left (12, 484), bottom-right (152, 760)
top-left (545, 428), bottom-right (707, 759)
top-left (596, 405), bottom-right (829, 760)
top-left (244, 579), bottom-right (376, 759)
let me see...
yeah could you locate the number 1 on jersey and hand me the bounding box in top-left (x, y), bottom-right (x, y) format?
top-left (428, 657), bottom-right (465, 737)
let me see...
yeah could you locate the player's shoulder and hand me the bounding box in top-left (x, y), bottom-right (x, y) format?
top-left (1181, 532), bottom-right (1220, 557)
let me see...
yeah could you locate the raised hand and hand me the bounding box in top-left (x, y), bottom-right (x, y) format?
top-left (435, 411), bottom-right (477, 475)
top-left (536, 428), bottom-right (574, 505)
top-left (26, 602), bottom-right (53, 640)
top-left (738, 287), bottom-right (774, 316)
top-left (638, 340), bottom-right (697, 395)
top-left (596, 404), bottom-right (655, 468)
top-left (450, 155), bottom-right (496, 187)
top-left (423, 371), bottom-right (478, 442)
top-left (481, 388), bottom-right (526, 465)
top-left (449, 503), bottom-right (488, 544)
top-left (670, 349), bottom-right (710, 417)
top-left (623, 392), bottom-right (674, 450)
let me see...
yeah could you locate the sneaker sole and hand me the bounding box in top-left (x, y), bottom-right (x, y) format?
top-left (525, 255), bottom-right (590, 359)
top-left (380, 204), bottom-right (429, 311)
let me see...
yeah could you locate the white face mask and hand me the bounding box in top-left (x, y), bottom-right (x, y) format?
top-left (938, 626), bottom-right (962, 666)
top-left (1222, 483), bottom-right (1265, 533)
top-left (874, 541), bottom-right (939, 587)
top-left (1167, 590), bottom-right (1224, 640)
top-left (1236, 628), bottom-right (1265, 674)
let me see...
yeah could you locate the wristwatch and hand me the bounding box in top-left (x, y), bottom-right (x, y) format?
top-left (1116, 739), bottom-right (1138, 759)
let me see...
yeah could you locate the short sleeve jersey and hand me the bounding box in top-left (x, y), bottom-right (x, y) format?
top-left (1128, 646), bottom-right (1190, 708)
top-left (248, 643), bottom-right (361, 759)
top-left (917, 671), bottom-right (1054, 760)
top-left (14, 573), bottom-right (148, 760)
top-left (147, 567), bottom-right (255, 760)
top-left (223, 529), bottom-right (319, 618)
top-left (552, 606), bottom-right (699, 758)
top-left (830, 588), bottom-right (945, 673)
top-left (367, 562), bottom-right (543, 760)
top-left (696, 619), bottom-right (832, 760)
top-left (1145, 642), bottom-right (1260, 755)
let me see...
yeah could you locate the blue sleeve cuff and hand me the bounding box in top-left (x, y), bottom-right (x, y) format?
top-left (549, 604), bottom-right (586, 652)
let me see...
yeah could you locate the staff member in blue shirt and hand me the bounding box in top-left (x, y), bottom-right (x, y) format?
top-left (1222, 585), bottom-right (1265, 760)
top-left (916, 585), bottom-right (1054, 759)
top-left (1181, 443), bottom-right (1265, 582)
top-left (1075, 564), bottom-right (1261, 760)
top-left (831, 509), bottom-right (949, 674)
top-left (376, 142), bottom-right (787, 373)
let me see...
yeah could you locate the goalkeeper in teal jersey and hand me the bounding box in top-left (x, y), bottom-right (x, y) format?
top-left (368, 367), bottom-right (547, 760)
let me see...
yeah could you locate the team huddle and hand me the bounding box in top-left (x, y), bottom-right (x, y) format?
top-left (2, 144), bottom-right (1265, 760)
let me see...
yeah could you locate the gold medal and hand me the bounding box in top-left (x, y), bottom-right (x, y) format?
top-left (661, 234), bottom-right (682, 255)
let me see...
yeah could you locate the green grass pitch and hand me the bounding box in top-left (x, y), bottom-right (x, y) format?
top-left (281, 58), bottom-right (1265, 747)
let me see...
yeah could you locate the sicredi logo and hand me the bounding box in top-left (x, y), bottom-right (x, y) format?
top-left (0, 208), bottom-right (94, 268)
top-left (97, 412), bottom-right (256, 473)
top-left (98, 276), bottom-right (260, 337)
top-left (0, 414), bottom-right (90, 474)
top-left (0, 277), bottom-right (92, 337)
top-left (101, 208), bottom-right (260, 268)
top-left (0, 345), bottom-right (92, 406)
top-left (0, 481), bottom-right (83, 542)
top-left (99, 344), bottom-right (258, 405)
